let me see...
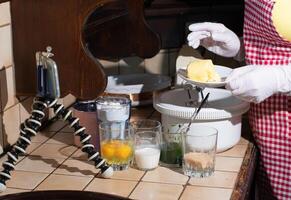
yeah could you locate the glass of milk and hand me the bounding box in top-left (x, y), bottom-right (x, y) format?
top-left (181, 125), bottom-right (218, 178)
top-left (132, 120), bottom-right (161, 171)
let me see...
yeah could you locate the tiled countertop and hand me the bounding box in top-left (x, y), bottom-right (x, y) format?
top-left (0, 107), bottom-right (257, 200)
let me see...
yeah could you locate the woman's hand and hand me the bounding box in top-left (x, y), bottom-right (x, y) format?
top-left (187, 22), bottom-right (241, 57)
top-left (225, 65), bottom-right (291, 103)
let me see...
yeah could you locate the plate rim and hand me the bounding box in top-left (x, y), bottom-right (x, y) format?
top-left (177, 65), bottom-right (232, 88)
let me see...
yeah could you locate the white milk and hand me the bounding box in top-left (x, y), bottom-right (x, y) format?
top-left (134, 147), bottom-right (160, 170)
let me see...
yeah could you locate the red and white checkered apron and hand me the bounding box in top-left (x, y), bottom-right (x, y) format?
top-left (244, 0), bottom-right (291, 199)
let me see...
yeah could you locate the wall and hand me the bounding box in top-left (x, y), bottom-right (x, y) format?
top-left (100, 48), bottom-right (241, 77)
top-left (99, 49), bottom-right (179, 77)
top-left (0, 2), bottom-right (76, 151)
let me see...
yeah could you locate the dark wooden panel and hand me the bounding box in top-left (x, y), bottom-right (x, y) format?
top-left (11, 0), bottom-right (106, 100)
top-left (11, 0), bottom-right (160, 100)
top-left (145, 0), bottom-right (244, 48)
top-left (84, 0), bottom-right (160, 60)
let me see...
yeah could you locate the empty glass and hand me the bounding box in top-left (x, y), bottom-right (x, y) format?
top-left (181, 125), bottom-right (218, 178)
top-left (99, 121), bottom-right (134, 171)
top-left (131, 120), bottom-right (162, 135)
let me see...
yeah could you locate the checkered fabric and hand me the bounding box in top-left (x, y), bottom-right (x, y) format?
top-left (244, 0), bottom-right (291, 199)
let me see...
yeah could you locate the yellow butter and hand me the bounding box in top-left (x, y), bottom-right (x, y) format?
top-left (272, 0), bottom-right (291, 42)
top-left (186, 59), bottom-right (221, 82)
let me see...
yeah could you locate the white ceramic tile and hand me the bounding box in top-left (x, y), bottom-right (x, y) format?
top-left (189, 171), bottom-right (238, 189)
top-left (30, 131), bottom-right (56, 143)
top-left (130, 182), bottom-right (183, 200)
top-left (145, 49), bottom-right (169, 75)
top-left (217, 144), bottom-right (248, 158)
top-left (46, 132), bottom-right (74, 145)
top-left (19, 97), bottom-right (33, 123)
top-left (0, 113), bottom-right (4, 147)
top-left (0, 113), bottom-right (3, 152)
top-left (31, 143), bottom-right (77, 159)
top-left (0, 67), bottom-right (18, 111)
top-left (99, 59), bottom-right (119, 75)
top-left (142, 167), bottom-right (189, 185)
top-left (54, 159), bottom-right (99, 177)
top-left (169, 48), bottom-right (179, 77)
top-left (62, 94), bottom-right (76, 108)
top-left (215, 156), bottom-right (243, 172)
top-left (85, 178), bottom-right (138, 198)
top-left (0, 85), bottom-right (2, 112)
top-left (119, 57), bottom-right (145, 74)
top-left (0, 25), bottom-right (13, 69)
top-left (111, 167), bottom-right (145, 181)
top-left (7, 171), bottom-right (49, 190)
top-left (2, 104), bottom-right (20, 146)
top-left (0, 188), bottom-right (30, 196)
top-left (42, 120), bottom-right (67, 132)
top-left (0, 2), bottom-right (11, 26)
top-left (180, 186), bottom-right (232, 200)
top-left (15, 155), bottom-right (65, 174)
top-left (35, 174), bottom-right (92, 191)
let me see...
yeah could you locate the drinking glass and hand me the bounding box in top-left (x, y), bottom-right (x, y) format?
top-left (99, 121), bottom-right (134, 171)
top-left (160, 124), bottom-right (183, 167)
top-left (131, 120), bottom-right (161, 171)
top-left (96, 96), bottom-right (131, 123)
top-left (181, 125), bottom-right (218, 177)
top-left (131, 120), bottom-right (162, 135)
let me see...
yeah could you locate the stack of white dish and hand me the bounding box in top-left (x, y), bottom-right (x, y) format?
top-left (105, 74), bottom-right (171, 106)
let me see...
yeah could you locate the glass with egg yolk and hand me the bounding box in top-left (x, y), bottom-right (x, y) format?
top-left (99, 121), bottom-right (134, 171)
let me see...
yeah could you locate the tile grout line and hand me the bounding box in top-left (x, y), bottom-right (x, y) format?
top-left (216, 155), bottom-right (246, 159)
top-left (7, 171), bottom-right (51, 191)
top-left (0, 23), bottom-right (10, 28)
top-left (82, 162), bottom-right (107, 192)
top-left (126, 169), bottom-right (148, 198)
top-left (178, 174), bottom-right (190, 200)
top-left (30, 148), bottom-right (78, 191)
top-left (0, 101), bottom-right (18, 116)
top-left (135, 179), bottom-right (188, 187)
top-left (82, 176), bottom-right (98, 192)
top-left (43, 122), bottom-right (68, 134)
top-left (25, 132), bottom-right (79, 191)
top-left (181, 184), bottom-right (236, 190)
top-left (6, 187), bottom-right (31, 191)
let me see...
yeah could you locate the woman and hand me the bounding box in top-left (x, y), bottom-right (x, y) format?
top-left (187, 0), bottom-right (291, 199)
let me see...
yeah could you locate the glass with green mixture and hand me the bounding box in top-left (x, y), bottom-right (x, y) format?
top-left (160, 124), bottom-right (183, 167)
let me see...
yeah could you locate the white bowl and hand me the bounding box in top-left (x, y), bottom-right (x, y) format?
top-left (154, 88), bottom-right (250, 152)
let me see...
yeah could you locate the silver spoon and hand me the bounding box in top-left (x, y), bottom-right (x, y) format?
top-left (184, 92), bottom-right (210, 134)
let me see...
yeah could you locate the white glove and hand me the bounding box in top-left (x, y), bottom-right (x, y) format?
top-left (187, 22), bottom-right (241, 57)
top-left (225, 65), bottom-right (291, 103)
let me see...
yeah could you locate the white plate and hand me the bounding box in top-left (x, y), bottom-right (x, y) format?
top-left (177, 65), bottom-right (232, 88)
